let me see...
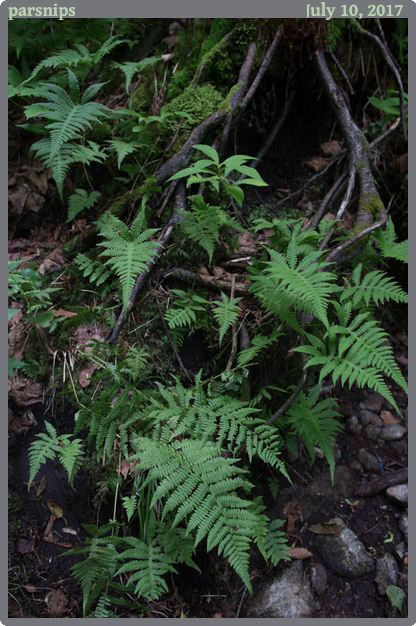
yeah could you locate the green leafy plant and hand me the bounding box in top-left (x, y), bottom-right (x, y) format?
top-left (212, 291), bottom-right (241, 346)
top-left (67, 189), bottom-right (101, 221)
top-left (167, 144), bottom-right (268, 207)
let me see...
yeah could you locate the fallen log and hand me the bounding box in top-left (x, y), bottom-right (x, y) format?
top-left (355, 467), bottom-right (408, 497)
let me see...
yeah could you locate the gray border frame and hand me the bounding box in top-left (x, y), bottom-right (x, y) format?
top-left (3, 1), bottom-right (414, 624)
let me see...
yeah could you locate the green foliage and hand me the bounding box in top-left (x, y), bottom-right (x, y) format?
top-left (280, 385), bottom-right (343, 482)
top-left (340, 263), bottom-right (408, 309)
top-left (161, 85), bottom-right (223, 142)
top-left (22, 69), bottom-right (109, 199)
top-left (167, 144), bottom-right (268, 207)
top-left (212, 292), bottom-right (241, 346)
top-left (28, 421), bottom-right (84, 490)
top-left (164, 289), bottom-right (207, 330)
top-left (97, 203), bottom-right (162, 314)
top-left (264, 518), bottom-right (291, 565)
top-left (67, 189), bottom-right (101, 222)
top-left (392, 18), bottom-right (408, 65)
top-left (327, 18), bottom-right (348, 51)
top-left (112, 56), bottom-right (162, 93)
top-left (372, 219), bottom-right (408, 264)
top-left (295, 302), bottom-right (408, 415)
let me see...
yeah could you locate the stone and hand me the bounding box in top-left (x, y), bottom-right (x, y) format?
top-left (247, 560), bottom-right (316, 618)
top-left (365, 424), bottom-right (381, 440)
top-left (375, 553), bottom-right (398, 595)
top-left (379, 424), bottom-right (407, 441)
top-left (394, 542), bottom-right (407, 560)
top-left (333, 443), bottom-right (342, 464)
top-left (359, 393), bottom-right (384, 412)
top-left (310, 562), bottom-right (327, 595)
top-left (350, 460), bottom-right (363, 474)
top-left (388, 441), bottom-right (405, 455)
top-left (346, 415), bottom-right (361, 434)
top-left (314, 517), bottom-right (374, 579)
top-left (399, 513), bottom-right (408, 543)
top-left (386, 484), bottom-right (408, 505)
top-left (357, 448), bottom-right (380, 472)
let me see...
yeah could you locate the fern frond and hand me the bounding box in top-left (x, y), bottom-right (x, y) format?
top-left (76, 252), bottom-right (112, 286)
top-left (237, 328), bottom-right (283, 367)
top-left (163, 289), bottom-right (207, 330)
top-left (115, 536), bottom-right (177, 600)
top-left (212, 292), bottom-right (241, 346)
top-left (28, 422), bottom-right (59, 490)
top-left (98, 208), bottom-right (162, 314)
top-left (372, 219), bottom-right (408, 263)
top-left (106, 138), bottom-right (146, 169)
top-left (263, 518), bottom-right (291, 566)
top-left (283, 386), bottom-right (343, 482)
top-left (67, 189), bottom-right (100, 222)
top-left (341, 264), bottom-right (408, 308)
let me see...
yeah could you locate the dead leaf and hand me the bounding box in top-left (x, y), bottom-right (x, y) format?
top-left (389, 153), bottom-right (408, 174)
top-left (62, 527), bottom-right (78, 536)
top-left (78, 363), bottom-right (99, 388)
top-left (24, 585), bottom-right (37, 594)
top-left (213, 614), bottom-right (224, 618)
top-left (302, 157), bottom-right (328, 173)
top-left (43, 513), bottom-right (57, 542)
top-left (8, 377), bottom-right (43, 406)
top-left (308, 522), bottom-right (344, 535)
top-left (45, 589), bottom-right (68, 618)
top-left (283, 497), bottom-right (303, 534)
top-left (47, 500), bottom-right (63, 518)
top-left (17, 538), bottom-right (34, 554)
top-left (321, 140), bottom-right (341, 156)
top-left (8, 407), bottom-right (37, 435)
top-left (8, 321), bottom-right (26, 360)
top-left (395, 332), bottom-right (408, 347)
top-left (57, 541), bottom-right (73, 548)
top-left (396, 355), bottom-right (408, 365)
top-left (117, 457), bottom-right (140, 480)
top-left (54, 310), bottom-right (77, 318)
top-left (289, 547), bottom-right (313, 559)
top-left (274, 188), bottom-right (291, 198)
top-left (35, 476), bottom-right (47, 501)
top-left (380, 410), bottom-right (399, 426)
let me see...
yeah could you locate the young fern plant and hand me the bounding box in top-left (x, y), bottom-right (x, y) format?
top-left (20, 68), bottom-right (109, 199)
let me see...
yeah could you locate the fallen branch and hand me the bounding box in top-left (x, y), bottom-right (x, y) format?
top-left (159, 267), bottom-right (251, 296)
top-left (107, 181), bottom-right (187, 345)
top-left (225, 277), bottom-right (238, 372)
top-left (155, 293), bottom-right (193, 383)
top-left (355, 467), bottom-right (408, 497)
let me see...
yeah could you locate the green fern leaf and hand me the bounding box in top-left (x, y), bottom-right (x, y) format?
top-left (67, 189), bottom-right (101, 221)
top-left (372, 219), bottom-right (408, 263)
top-left (264, 519), bottom-right (291, 566)
top-left (98, 208), bottom-right (162, 314)
top-left (341, 264), bottom-right (408, 308)
top-left (213, 292), bottom-right (241, 346)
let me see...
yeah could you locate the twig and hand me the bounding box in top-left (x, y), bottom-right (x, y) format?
top-left (157, 179), bottom-right (179, 217)
top-left (266, 336), bottom-right (307, 426)
top-left (318, 166), bottom-right (356, 251)
top-left (369, 106), bottom-right (408, 150)
top-left (328, 48), bottom-right (355, 95)
top-left (236, 587), bottom-right (247, 619)
top-left (155, 294), bottom-right (193, 383)
top-left (225, 277), bottom-right (238, 372)
top-left (325, 214), bottom-right (388, 265)
top-left (8, 241), bottom-right (56, 250)
top-left (307, 170), bottom-right (348, 231)
top-left (243, 30), bottom-right (283, 107)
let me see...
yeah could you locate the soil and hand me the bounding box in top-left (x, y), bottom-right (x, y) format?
top-left (8, 314), bottom-right (408, 618)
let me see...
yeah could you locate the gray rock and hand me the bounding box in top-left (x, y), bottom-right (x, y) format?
top-left (358, 448), bottom-right (380, 472)
top-left (394, 542), bottom-right (407, 560)
top-left (359, 393), bottom-right (384, 412)
top-left (388, 441), bottom-right (405, 455)
top-left (247, 560), bottom-right (316, 618)
top-left (375, 553), bottom-right (398, 595)
top-left (361, 410), bottom-right (383, 426)
top-left (333, 443), bottom-right (342, 464)
top-left (314, 517), bottom-right (374, 579)
top-left (365, 424), bottom-right (381, 440)
top-left (310, 562), bottom-right (327, 595)
top-left (399, 513), bottom-right (408, 543)
top-left (350, 460), bottom-right (363, 474)
top-left (386, 484), bottom-right (408, 505)
top-left (346, 415), bottom-right (361, 434)
top-left (379, 424), bottom-right (407, 441)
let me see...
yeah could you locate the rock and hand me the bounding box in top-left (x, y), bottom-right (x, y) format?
top-left (314, 517), bottom-right (374, 579)
top-left (394, 542), bottom-right (407, 560)
top-left (333, 443), bottom-right (342, 464)
top-left (359, 393), bottom-right (384, 412)
top-left (350, 460), bottom-right (363, 474)
top-left (388, 441), bottom-right (405, 455)
top-left (247, 560), bottom-right (316, 618)
top-left (399, 513), bottom-right (408, 543)
top-left (386, 484), bottom-right (408, 505)
top-left (379, 424), bottom-right (407, 441)
top-left (346, 415), bottom-right (361, 434)
top-left (365, 424), bottom-right (381, 440)
top-left (361, 411), bottom-right (383, 427)
top-left (310, 562), bottom-right (327, 595)
top-left (358, 449), bottom-right (380, 472)
top-left (375, 553), bottom-right (398, 595)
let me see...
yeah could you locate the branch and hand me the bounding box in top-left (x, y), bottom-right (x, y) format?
top-left (243, 30), bottom-right (283, 107)
top-left (155, 294), bottom-right (193, 383)
top-left (318, 166), bottom-right (356, 251)
top-left (325, 214), bottom-right (388, 265)
top-left (266, 336), bottom-right (307, 426)
top-left (107, 181), bottom-right (187, 345)
top-left (307, 170), bottom-right (348, 231)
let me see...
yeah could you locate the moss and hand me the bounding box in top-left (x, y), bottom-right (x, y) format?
top-left (161, 83), bottom-right (223, 147)
top-left (219, 82), bottom-right (243, 113)
top-left (359, 192), bottom-right (384, 218)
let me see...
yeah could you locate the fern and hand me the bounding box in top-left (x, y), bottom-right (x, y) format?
top-left (237, 328), bottom-right (283, 367)
top-left (372, 219), bottom-right (408, 263)
top-left (181, 195), bottom-right (242, 263)
top-left (115, 535), bottom-right (178, 600)
top-left (76, 252), bottom-right (113, 287)
top-left (264, 518), bottom-right (291, 566)
top-left (22, 69), bottom-right (110, 199)
top-left (295, 302), bottom-right (408, 415)
top-left (163, 289), bottom-right (207, 329)
top-left (28, 421), bottom-right (84, 489)
top-left (63, 522), bottom-right (121, 616)
top-left (341, 263), bottom-right (408, 308)
top-left (67, 189), bottom-right (101, 222)
top-left (128, 436), bottom-right (264, 593)
top-left (249, 236), bottom-right (340, 329)
top-left (212, 292), bottom-right (241, 347)
top-left (97, 204), bottom-right (162, 314)
top-left (281, 385), bottom-right (343, 482)
top-left (111, 56), bottom-right (162, 93)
